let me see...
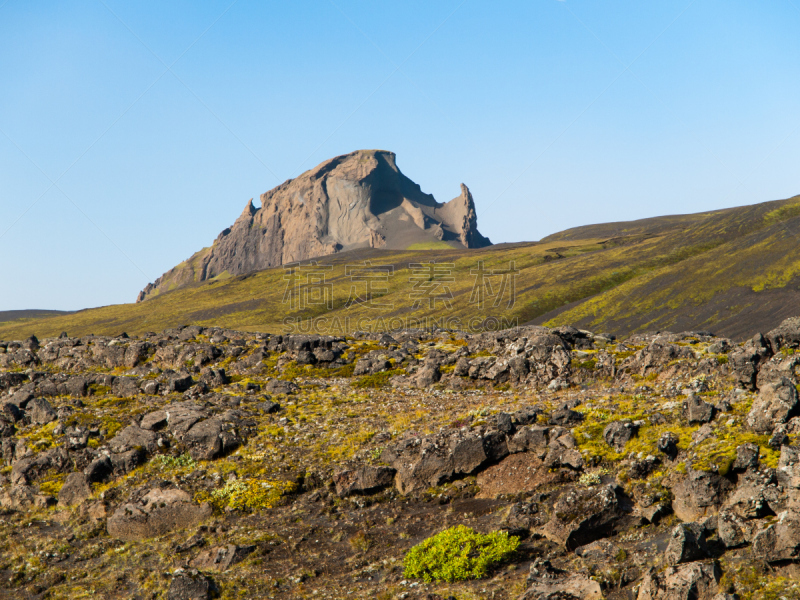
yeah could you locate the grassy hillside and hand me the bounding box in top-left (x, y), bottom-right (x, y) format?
top-left (3, 194), bottom-right (800, 341)
top-left (0, 310), bottom-right (74, 324)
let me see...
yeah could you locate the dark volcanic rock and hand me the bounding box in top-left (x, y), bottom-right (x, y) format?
top-left (670, 467), bottom-right (732, 522)
top-left (637, 562), bottom-right (721, 600)
top-left (107, 484), bottom-right (212, 542)
top-left (752, 514), bottom-right (800, 563)
top-left (382, 430), bottom-right (489, 494)
top-left (112, 376), bottom-right (141, 398)
top-left (765, 316), bottom-right (800, 352)
top-left (169, 375), bottom-right (195, 393)
top-left (58, 472), bottom-right (92, 506)
top-left (190, 545), bottom-right (255, 572)
top-left (519, 567), bottom-right (602, 599)
top-left (0, 484), bottom-right (52, 510)
top-left (603, 420), bottom-right (638, 451)
top-left (264, 379), bottom-right (298, 395)
top-left (507, 426), bottom-right (549, 455)
top-left (657, 432), bottom-right (679, 460)
top-left (543, 484), bottom-right (634, 551)
top-left (26, 398), bottom-right (57, 425)
top-left (664, 522), bottom-right (709, 565)
top-left (109, 425), bottom-right (159, 454)
top-left (182, 418), bottom-right (241, 461)
top-left (728, 335), bottom-right (771, 390)
top-left (167, 570), bottom-right (214, 600)
top-left (746, 377), bottom-right (798, 433)
top-left (333, 466), bottom-right (396, 496)
top-left (683, 393), bottom-right (715, 424)
top-left (548, 406), bottom-right (584, 427)
top-left (732, 442), bottom-right (760, 472)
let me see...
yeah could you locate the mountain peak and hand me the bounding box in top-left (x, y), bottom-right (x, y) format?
top-left (137, 150), bottom-right (491, 302)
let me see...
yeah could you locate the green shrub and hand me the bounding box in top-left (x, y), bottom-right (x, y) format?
top-left (403, 525), bottom-right (519, 583)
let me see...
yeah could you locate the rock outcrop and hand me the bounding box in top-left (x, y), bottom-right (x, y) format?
top-left (137, 150), bottom-right (491, 301)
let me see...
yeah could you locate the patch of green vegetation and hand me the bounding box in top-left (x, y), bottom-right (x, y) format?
top-left (405, 241), bottom-right (455, 250)
top-left (403, 525), bottom-right (520, 583)
top-left (573, 399), bottom-right (694, 464)
top-left (278, 360), bottom-right (356, 381)
top-left (721, 562), bottom-right (800, 600)
top-left (153, 453), bottom-right (198, 470)
top-left (764, 199), bottom-right (800, 227)
top-left (325, 428), bottom-right (376, 462)
top-left (692, 432), bottom-right (778, 474)
top-left (205, 479), bottom-right (298, 511)
top-left (38, 473), bottom-right (66, 496)
top-left (23, 421), bottom-right (60, 451)
top-left (352, 369), bottom-right (404, 389)
top-left (572, 358), bottom-right (597, 370)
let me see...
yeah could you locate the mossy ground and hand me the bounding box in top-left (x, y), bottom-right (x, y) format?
top-left (0, 332), bottom-right (794, 598)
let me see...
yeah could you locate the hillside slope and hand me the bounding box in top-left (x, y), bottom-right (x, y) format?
top-left (538, 195), bottom-right (800, 338)
top-left (0, 310), bottom-right (73, 324)
top-left (3, 194), bottom-right (800, 341)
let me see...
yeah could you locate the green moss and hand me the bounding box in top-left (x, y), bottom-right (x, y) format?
top-left (764, 199), bottom-right (800, 227)
top-left (692, 431), bottom-right (779, 474)
top-left (204, 479), bottom-right (298, 511)
top-left (721, 561), bottom-right (800, 600)
top-left (403, 525), bottom-right (519, 583)
top-left (24, 421), bottom-right (60, 451)
top-left (38, 473), bottom-right (66, 496)
top-left (352, 369), bottom-right (404, 389)
top-left (279, 361), bottom-right (356, 381)
top-left (572, 358), bottom-right (597, 370)
top-left (573, 398), bottom-right (696, 464)
top-left (152, 453), bottom-right (197, 470)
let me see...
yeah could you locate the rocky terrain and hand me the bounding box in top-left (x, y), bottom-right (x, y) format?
top-left (137, 150), bottom-right (491, 302)
top-left (3, 317), bottom-right (800, 598)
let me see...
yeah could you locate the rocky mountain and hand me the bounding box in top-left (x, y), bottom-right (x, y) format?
top-left (3, 318), bottom-right (800, 597)
top-left (137, 150), bottom-right (491, 302)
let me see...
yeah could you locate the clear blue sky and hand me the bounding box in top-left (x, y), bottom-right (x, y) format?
top-left (2, 0), bottom-right (799, 311)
